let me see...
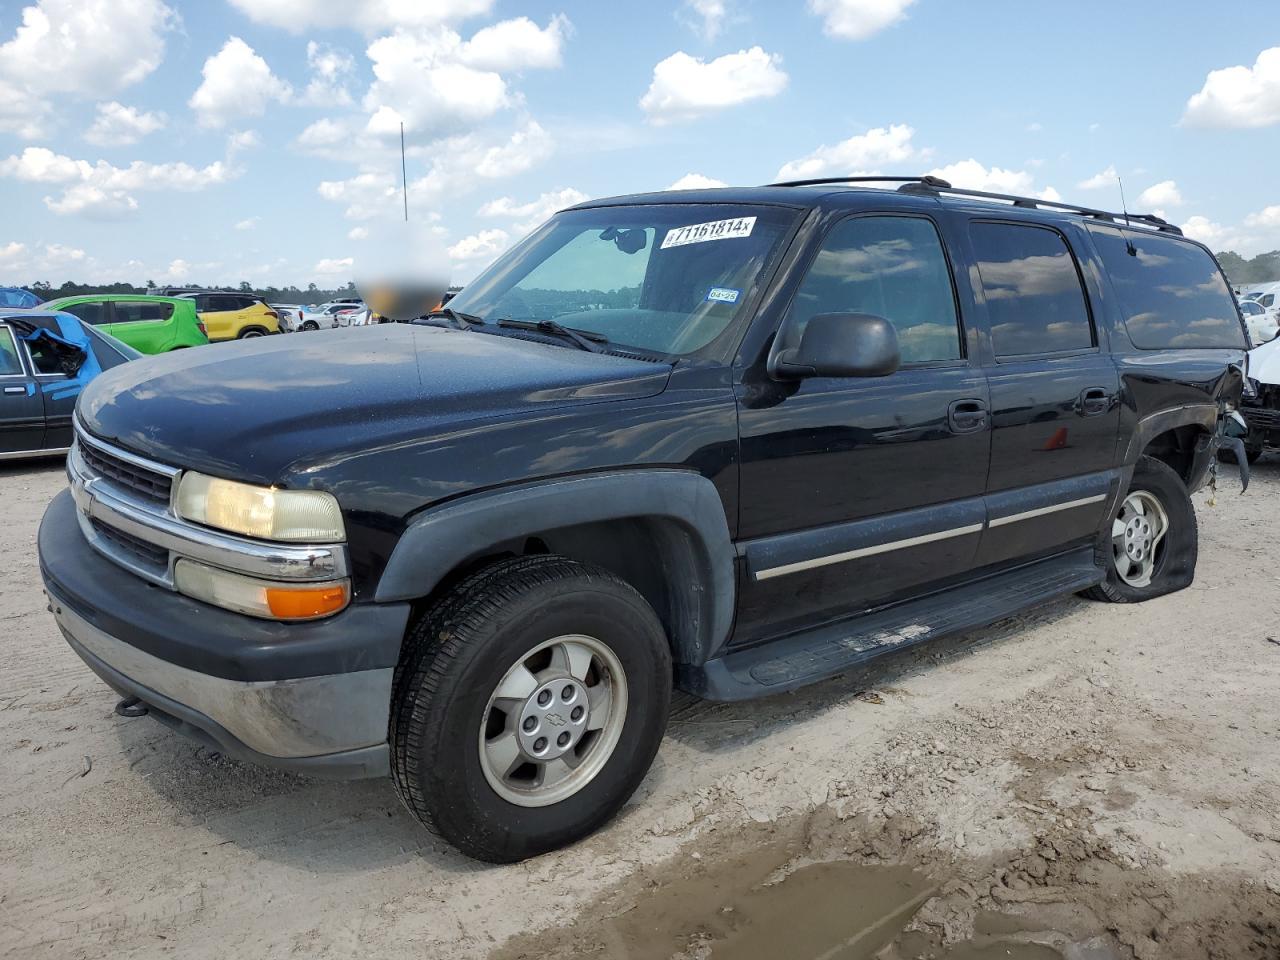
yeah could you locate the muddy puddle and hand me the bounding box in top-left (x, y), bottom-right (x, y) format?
top-left (496, 836), bottom-right (1127, 960)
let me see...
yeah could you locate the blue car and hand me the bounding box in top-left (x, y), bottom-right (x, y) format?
top-left (0, 309), bottom-right (139, 461)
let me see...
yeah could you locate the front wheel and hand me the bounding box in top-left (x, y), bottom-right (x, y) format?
top-left (1083, 455), bottom-right (1198, 603)
top-left (391, 555), bottom-right (672, 863)
top-left (301, 321), bottom-right (318, 332)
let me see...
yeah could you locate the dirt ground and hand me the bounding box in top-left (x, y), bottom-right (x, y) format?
top-left (3, 457), bottom-right (1279, 959)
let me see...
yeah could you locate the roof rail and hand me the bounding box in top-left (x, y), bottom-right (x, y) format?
top-left (766, 175), bottom-right (953, 190)
top-left (764, 174), bottom-right (1183, 236)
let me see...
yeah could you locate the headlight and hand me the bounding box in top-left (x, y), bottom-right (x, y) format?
top-left (175, 471), bottom-right (345, 542)
top-left (175, 559), bottom-right (349, 620)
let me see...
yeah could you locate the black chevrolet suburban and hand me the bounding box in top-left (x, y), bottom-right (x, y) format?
top-left (39, 176), bottom-right (1248, 862)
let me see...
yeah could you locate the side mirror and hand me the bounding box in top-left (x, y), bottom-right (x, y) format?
top-left (773, 312), bottom-right (901, 380)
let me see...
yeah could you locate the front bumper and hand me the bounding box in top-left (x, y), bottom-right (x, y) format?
top-left (40, 489), bottom-right (410, 778)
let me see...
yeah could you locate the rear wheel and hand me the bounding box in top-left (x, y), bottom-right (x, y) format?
top-left (238, 327), bottom-right (267, 339)
top-left (391, 555), bottom-right (672, 863)
top-left (1083, 455), bottom-right (1197, 603)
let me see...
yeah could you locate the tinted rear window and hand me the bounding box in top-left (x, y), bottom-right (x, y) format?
top-left (1090, 228), bottom-right (1246, 349)
top-left (113, 301), bottom-right (174, 323)
top-left (969, 221), bottom-right (1094, 357)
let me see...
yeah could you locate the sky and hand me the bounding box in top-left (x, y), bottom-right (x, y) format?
top-left (0, 0), bottom-right (1278, 290)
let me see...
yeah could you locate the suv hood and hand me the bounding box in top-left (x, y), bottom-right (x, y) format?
top-left (1249, 335), bottom-right (1280, 386)
top-left (78, 324), bottom-right (671, 484)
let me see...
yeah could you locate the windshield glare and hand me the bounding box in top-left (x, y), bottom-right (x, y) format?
top-left (444, 204), bottom-right (798, 356)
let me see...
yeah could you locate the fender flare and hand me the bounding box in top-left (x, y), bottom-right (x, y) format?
top-left (375, 470), bottom-right (736, 664)
top-left (1121, 403), bottom-right (1217, 466)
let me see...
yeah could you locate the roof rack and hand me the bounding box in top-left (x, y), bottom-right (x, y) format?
top-left (763, 175), bottom-right (1183, 235)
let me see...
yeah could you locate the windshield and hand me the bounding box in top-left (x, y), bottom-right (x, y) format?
top-left (443, 203), bottom-right (799, 356)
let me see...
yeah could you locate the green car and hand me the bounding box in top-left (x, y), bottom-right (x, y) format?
top-left (43, 295), bottom-right (209, 354)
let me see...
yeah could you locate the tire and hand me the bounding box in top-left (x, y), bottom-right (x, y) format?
top-left (1083, 455), bottom-right (1198, 603)
top-left (390, 555), bottom-right (672, 863)
top-left (301, 321), bottom-right (318, 332)
top-left (238, 327), bottom-right (266, 339)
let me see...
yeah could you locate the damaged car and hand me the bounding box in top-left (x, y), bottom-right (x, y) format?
top-left (40, 176), bottom-right (1248, 862)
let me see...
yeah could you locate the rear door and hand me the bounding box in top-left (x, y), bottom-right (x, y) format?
top-left (734, 212), bottom-right (991, 644)
top-left (197, 294), bottom-right (240, 340)
top-left (23, 328), bottom-right (79, 449)
top-left (105, 299), bottom-right (175, 353)
top-left (960, 218), bottom-right (1120, 567)
top-left (0, 324), bottom-right (44, 454)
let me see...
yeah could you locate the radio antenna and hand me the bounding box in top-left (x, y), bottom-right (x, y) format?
top-left (1117, 174), bottom-right (1137, 256)
top-left (400, 121), bottom-right (409, 222)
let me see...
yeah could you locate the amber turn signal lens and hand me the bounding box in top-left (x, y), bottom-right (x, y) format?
top-left (265, 583), bottom-right (350, 620)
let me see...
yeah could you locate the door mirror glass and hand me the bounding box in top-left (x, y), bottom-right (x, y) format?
top-left (774, 312), bottom-right (901, 379)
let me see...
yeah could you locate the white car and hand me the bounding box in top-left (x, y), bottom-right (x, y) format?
top-left (1240, 299), bottom-right (1277, 344)
top-left (306, 300), bottom-right (365, 329)
top-left (1242, 283), bottom-right (1280, 338)
top-left (270, 304), bottom-right (306, 333)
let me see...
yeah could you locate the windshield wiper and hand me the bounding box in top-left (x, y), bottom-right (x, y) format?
top-left (498, 318), bottom-right (608, 353)
top-left (425, 307), bottom-right (485, 330)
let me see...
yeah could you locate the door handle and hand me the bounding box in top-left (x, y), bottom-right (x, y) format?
top-left (2, 385), bottom-right (25, 395)
top-left (1076, 387), bottom-right (1112, 417)
top-left (947, 398), bottom-right (989, 434)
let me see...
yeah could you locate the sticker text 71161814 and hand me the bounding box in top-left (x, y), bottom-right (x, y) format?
top-left (660, 216), bottom-right (757, 250)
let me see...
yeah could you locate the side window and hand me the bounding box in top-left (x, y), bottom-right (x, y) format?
top-left (62, 302), bottom-right (107, 326)
top-left (27, 339), bottom-right (67, 375)
top-left (970, 222), bottom-right (1094, 358)
top-left (786, 216), bottom-right (962, 363)
top-left (113, 301), bottom-right (174, 323)
top-left (0, 327), bottom-right (23, 375)
top-left (1265, 294), bottom-right (1276, 308)
top-left (1089, 228), bottom-right (1247, 349)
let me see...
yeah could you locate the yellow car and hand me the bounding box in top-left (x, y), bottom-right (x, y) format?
top-left (181, 292), bottom-right (280, 341)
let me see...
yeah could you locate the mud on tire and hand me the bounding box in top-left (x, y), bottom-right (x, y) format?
top-left (1083, 455), bottom-right (1198, 604)
top-left (390, 555), bottom-right (672, 863)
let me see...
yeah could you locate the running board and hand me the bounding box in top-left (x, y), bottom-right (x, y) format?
top-left (684, 548), bottom-right (1103, 701)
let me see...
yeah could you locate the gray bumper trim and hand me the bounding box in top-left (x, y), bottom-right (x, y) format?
top-left (54, 599), bottom-right (392, 768)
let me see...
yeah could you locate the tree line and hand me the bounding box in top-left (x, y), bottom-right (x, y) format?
top-left (20, 279), bottom-right (360, 306)
top-left (1217, 250), bottom-right (1280, 288)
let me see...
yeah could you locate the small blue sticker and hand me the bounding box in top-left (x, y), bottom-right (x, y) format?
top-left (706, 287), bottom-right (740, 304)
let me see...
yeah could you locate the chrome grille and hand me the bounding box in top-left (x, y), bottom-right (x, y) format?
top-left (89, 517), bottom-right (169, 574)
top-left (77, 437), bottom-right (173, 506)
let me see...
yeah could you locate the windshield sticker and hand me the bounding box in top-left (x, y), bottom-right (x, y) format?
top-left (706, 287), bottom-right (741, 304)
top-left (660, 216), bottom-right (756, 250)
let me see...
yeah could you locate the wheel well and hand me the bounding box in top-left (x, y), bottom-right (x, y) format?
top-left (419, 517), bottom-right (711, 666)
top-left (1141, 425), bottom-right (1203, 484)
top-left (237, 325), bottom-right (268, 337)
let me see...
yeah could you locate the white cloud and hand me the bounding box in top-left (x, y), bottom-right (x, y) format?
top-left (296, 117), bottom-right (355, 159)
top-left (1182, 47), bottom-right (1280, 128)
top-left (682, 0), bottom-right (726, 40)
top-left (1078, 165), bottom-right (1118, 190)
top-left (318, 171), bottom-right (400, 220)
top-left (448, 228), bottom-right (510, 263)
top-left (314, 256), bottom-right (354, 276)
top-left (225, 0), bottom-right (494, 34)
top-left (348, 226), bottom-right (369, 241)
top-left (459, 14), bottom-right (570, 71)
top-left (235, 217), bottom-right (259, 231)
top-left (301, 41), bottom-right (356, 106)
top-left (479, 186), bottom-right (589, 233)
top-left (226, 130), bottom-right (261, 156)
top-left (775, 124), bottom-right (919, 180)
top-left (84, 102), bottom-right (166, 146)
top-left (1181, 206), bottom-right (1280, 257)
top-left (928, 159), bottom-right (1049, 197)
top-left (808, 0), bottom-right (916, 40)
top-left (1026, 121), bottom-right (1043, 132)
top-left (359, 16), bottom-right (567, 142)
top-left (0, 0), bottom-right (173, 96)
top-left (666, 173), bottom-right (729, 190)
top-left (1136, 180), bottom-right (1183, 210)
top-left (190, 37), bottom-right (292, 129)
top-left (0, 146), bottom-right (235, 218)
top-left (640, 47), bottom-right (787, 123)
top-left (162, 258), bottom-right (191, 282)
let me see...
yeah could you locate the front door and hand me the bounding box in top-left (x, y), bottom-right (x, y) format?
top-left (962, 219), bottom-right (1120, 567)
top-left (0, 324), bottom-right (45, 454)
top-left (734, 213), bottom-right (991, 645)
